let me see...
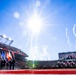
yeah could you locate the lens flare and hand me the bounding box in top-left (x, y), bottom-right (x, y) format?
top-left (27, 13), bottom-right (42, 35)
top-left (14, 12), bottom-right (20, 18)
top-left (36, 0), bottom-right (41, 7)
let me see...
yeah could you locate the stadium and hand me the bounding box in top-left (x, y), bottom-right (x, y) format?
top-left (0, 36), bottom-right (76, 69)
top-left (0, 0), bottom-right (76, 74)
top-left (0, 35), bottom-right (28, 69)
top-left (26, 51), bottom-right (76, 69)
top-left (0, 35), bottom-right (76, 75)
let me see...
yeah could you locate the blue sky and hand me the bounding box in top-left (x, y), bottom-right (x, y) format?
top-left (0, 0), bottom-right (76, 60)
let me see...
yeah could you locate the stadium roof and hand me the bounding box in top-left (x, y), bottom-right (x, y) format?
top-left (0, 42), bottom-right (28, 57)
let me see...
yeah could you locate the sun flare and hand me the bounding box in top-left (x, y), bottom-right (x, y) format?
top-left (27, 14), bottom-right (42, 34)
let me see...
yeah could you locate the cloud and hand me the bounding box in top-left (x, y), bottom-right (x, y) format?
top-left (73, 24), bottom-right (76, 37)
top-left (65, 28), bottom-right (71, 48)
top-left (72, 24), bottom-right (76, 49)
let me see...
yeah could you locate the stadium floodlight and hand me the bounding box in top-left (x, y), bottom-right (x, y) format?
top-left (0, 34), bottom-right (13, 45)
top-left (0, 35), bottom-right (4, 40)
top-left (2, 34), bottom-right (8, 43)
top-left (0, 34), bottom-right (7, 40)
top-left (4, 37), bottom-right (9, 43)
top-left (4, 37), bottom-right (13, 45)
top-left (8, 37), bottom-right (13, 45)
top-left (9, 40), bottom-right (13, 45)
top-left (3, 34), bottom-right (7, 38)
top-left (8, 37), bottom-right (12, 41)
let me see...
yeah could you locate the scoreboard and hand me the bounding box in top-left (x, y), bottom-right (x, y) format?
top-left (58, 51), bottom-right (76, 59)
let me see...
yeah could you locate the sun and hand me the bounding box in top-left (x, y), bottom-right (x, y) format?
top-left (27, 13), bottom-right (42, 35)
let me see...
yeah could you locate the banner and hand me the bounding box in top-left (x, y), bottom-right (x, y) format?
top-left (0, 69), bottom-right (75, 75)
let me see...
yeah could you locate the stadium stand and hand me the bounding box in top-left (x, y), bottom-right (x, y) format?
top-left (26, 51), bottom-right (76, 69)
top-left (1, 41), bottom-right (76, 69)
top-left (0, 42), bottom-right (28, 69)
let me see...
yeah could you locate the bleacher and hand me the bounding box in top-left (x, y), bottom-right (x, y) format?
top-left (0, 42), bottom-right (28, 69)
top-left (26, 51), bottom-right (76, 69)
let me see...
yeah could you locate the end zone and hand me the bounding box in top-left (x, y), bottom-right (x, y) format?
top-left (0, 69), bottom-right (76, 74)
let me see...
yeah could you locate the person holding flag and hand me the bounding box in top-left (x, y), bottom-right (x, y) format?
top-left (6, 51), bottom-right (12, 70)
top-left (6, 51), bottom-right (15, 70)
top-left (11, 52), bottom-right (15, 70)
top-left (1, 51), bottom-right (6, 69)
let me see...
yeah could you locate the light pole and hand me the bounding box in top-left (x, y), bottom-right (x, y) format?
top-left (0, 34), bottom-right (13, 45)
top-left (8, 38), bottom-right (13, 45)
